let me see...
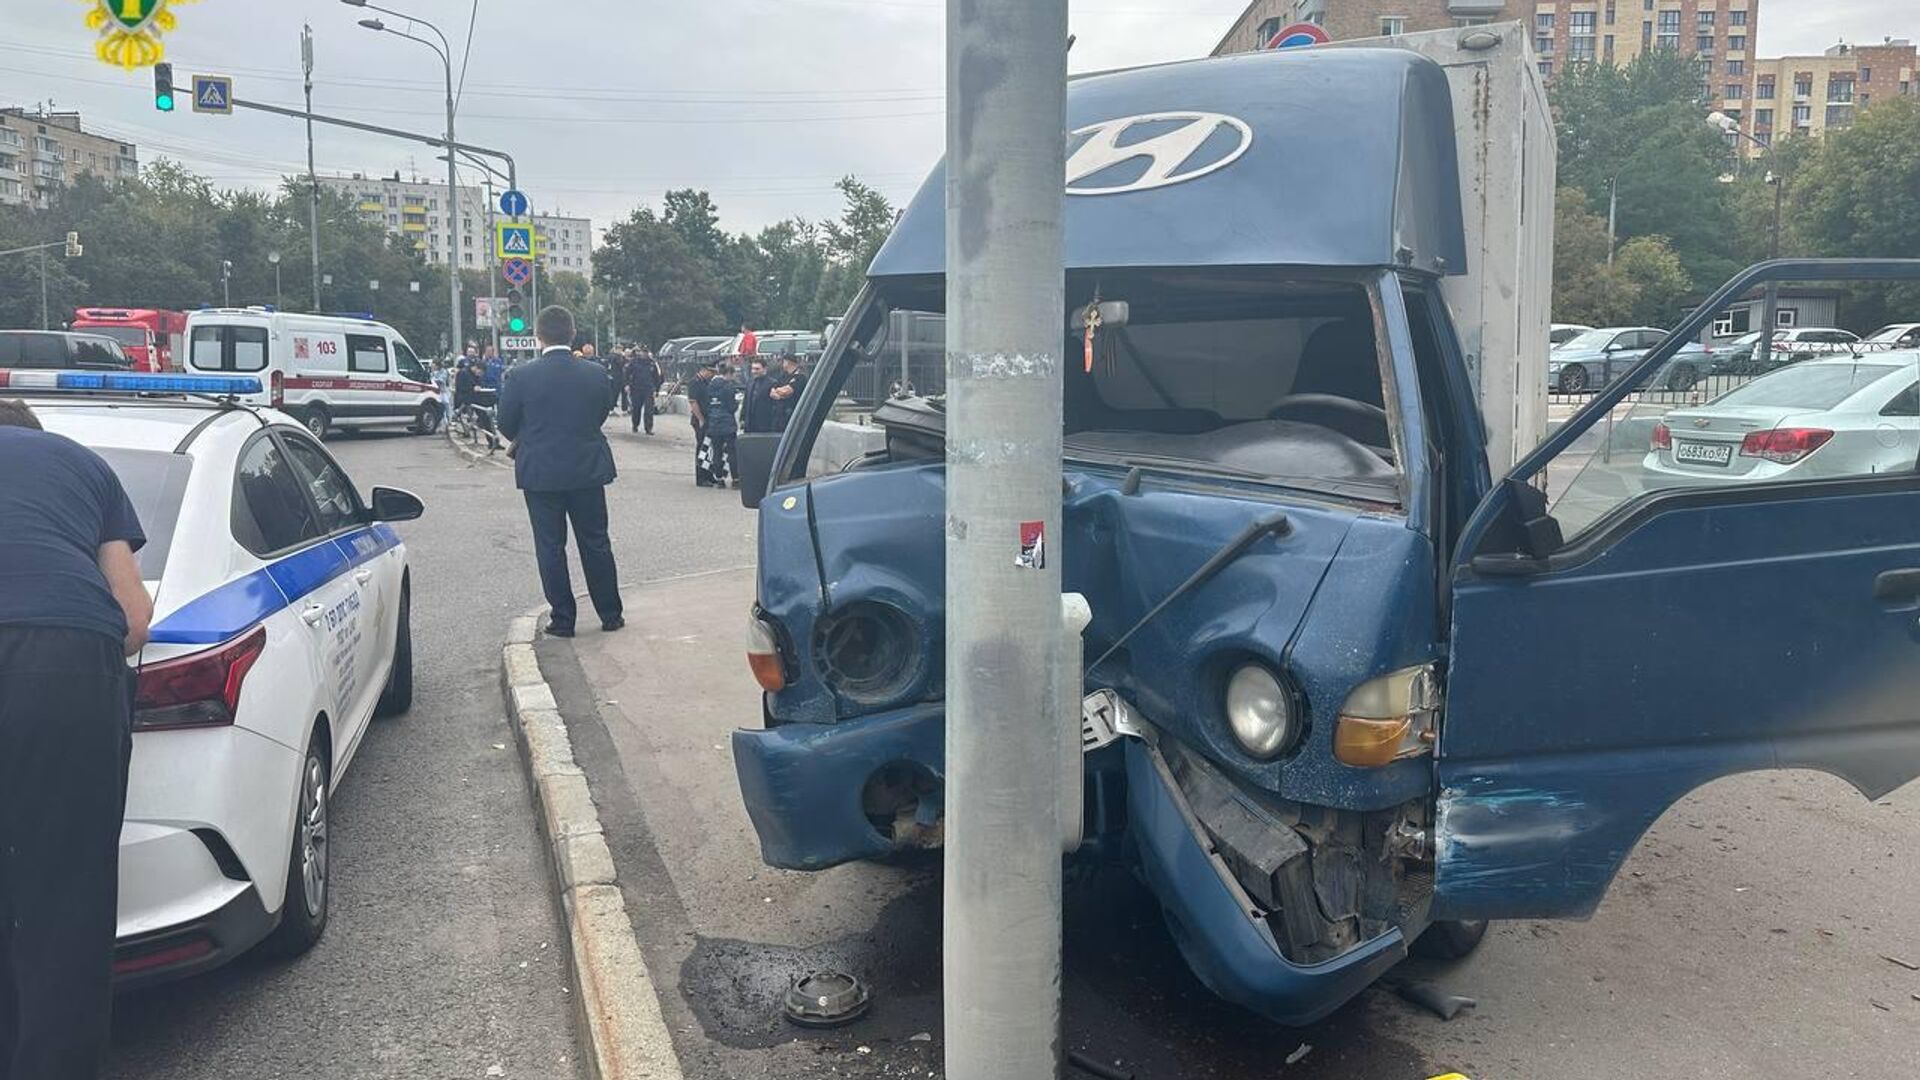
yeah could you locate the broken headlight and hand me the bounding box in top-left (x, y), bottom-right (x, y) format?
top-left (813, 601), bottom-right (920, 706)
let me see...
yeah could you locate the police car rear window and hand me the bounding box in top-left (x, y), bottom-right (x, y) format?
top-left (94, 447), bottom-right (192, 579)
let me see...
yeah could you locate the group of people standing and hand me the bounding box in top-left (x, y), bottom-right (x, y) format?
top-left (685, 348), bottom-right (807, 488)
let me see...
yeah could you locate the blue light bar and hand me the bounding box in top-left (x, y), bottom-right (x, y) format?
top-left (0, 370), bottom-right (263, 395)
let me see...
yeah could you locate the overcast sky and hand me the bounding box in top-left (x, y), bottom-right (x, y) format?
top-left (1, 0), bottom-right (1911, 239)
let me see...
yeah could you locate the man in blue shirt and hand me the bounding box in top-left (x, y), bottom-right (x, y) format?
top-left (0, 397), bottom-right (152, 1079)
top-left (482, 345), bottom-right (506, 392)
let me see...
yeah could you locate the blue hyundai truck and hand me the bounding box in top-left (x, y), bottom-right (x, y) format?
top-left (729, 25), bottom-right (1920, 1024)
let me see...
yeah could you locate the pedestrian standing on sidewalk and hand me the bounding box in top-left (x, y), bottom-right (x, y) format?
top-left (627, 348), bottom-right (661, 435)
top-left (0, 397), bottom-right (152, 1080)
top-left (701, 361), bottom-right (743, 487)
top-left (742, 358), bottom-right (776, 434)
top-left (497, 306), bottom-right (624, 638)
top-left (688, 359), bottom-right (716, 487)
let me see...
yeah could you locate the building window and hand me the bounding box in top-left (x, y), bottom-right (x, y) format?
top-left (1758, 78), bottom-right (1775, 99)
top-left (1826, 105), bottom-right (1853, 128)
top-left (1570, 36), bottom-right (1596, 63)
top-left (1380, 16), bottom-right (1405, 36)
top-left (387, 194), bottom-right (397, 206)
top-left (1727, 59), bottom-right (1744, 76)
top-left (1254, 16), bottom-right (1282, 48)
top-left (1829, 77), bottom-right (1854, 103)
top-left (1697, 34), bottom-right (1715, 55)
top-left (1755, 107), bottom-right (1774, 127)
top-left (1860, 66), bottom-right (1872, 84)
top-left (1605, 0), bottom-right (1616, 25)
top-left (1656, 11), bottom-right (1679, 50)
top-left (1860, 92), bottom-right (1871, 107)
top-left (1604, 33), bottom-right (1615, 61)
top-left (1730, 9), bottom-right (1747, 26)
top-left (1643, 0), bottom-right (1653, 9)
top-left (1536, 12), bottom-right (1553, 31)
top-left (1755, 131), bottom-right (1772, 146)
top-left (1697, 10), bottom-right (1715, 27)
top-left (1537, 35), bottom-right (1554, 56)
top-left (1726, 84), bottom-right (1744, 100)
top-left (1792, 104), bottom-right (1811, 126)
top-left (387, 214), bottom-right (398, 225)
top-left (1794, 76), bottom-right (1812, 97)
top-left (1729, 35), bottom-right (1745, 52)
top-left (1539, 59), bottom-right (1554, 78)
top-left (1642, 21), bottom-right (1653, 47)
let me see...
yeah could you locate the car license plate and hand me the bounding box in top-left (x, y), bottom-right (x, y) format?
top-left (1674, 440), bottom-right (1733, 466)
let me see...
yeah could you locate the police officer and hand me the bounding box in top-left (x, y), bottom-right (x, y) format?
top-left (0, 397), bottom-right (152, 1079)
top-left (701, 361), bottom-right (742, 487)
top-left (769, 352), bottom-right (808, 432)
top-left (687, 359), bottom-right (717, 486)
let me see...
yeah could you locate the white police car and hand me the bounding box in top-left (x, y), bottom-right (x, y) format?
top-left (0, 369), bottom-right (421, 984)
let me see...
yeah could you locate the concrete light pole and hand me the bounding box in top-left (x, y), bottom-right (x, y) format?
top-left (942, 1), bottom-right (1069, 1078)
top-left (269, 250), bottom-right (283, 308)
top-left (302, 25), bottom-right (321, 313)
top-left (349, 0), bottom-right (462, 363)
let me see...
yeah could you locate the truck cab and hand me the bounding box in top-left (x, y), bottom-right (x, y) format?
top-left (730, 30), bottom-right (1920, 1024)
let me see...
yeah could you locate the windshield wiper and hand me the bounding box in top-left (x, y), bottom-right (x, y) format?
top-left (1088, 511), bottom-right (1294, 674)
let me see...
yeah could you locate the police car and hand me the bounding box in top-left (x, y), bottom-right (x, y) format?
top-left (0, 369), bottom-right (423, 984)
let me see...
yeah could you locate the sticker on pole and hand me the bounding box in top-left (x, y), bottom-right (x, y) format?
top-left (1017, 521), bottom-right (1046, 570)
top-left (495, 222), bottom-right (535, 260)
top-left (501, 257), bottom-right (532, 286)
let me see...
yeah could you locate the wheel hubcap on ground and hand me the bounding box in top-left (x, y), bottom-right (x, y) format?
top-left (299, 755), bottom-right (328, 917)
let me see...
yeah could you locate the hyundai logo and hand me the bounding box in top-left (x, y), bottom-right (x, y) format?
top-left (1064, 112), bottom-right (1253, 196)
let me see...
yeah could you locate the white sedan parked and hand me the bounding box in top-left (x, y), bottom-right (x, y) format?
top-left (1, 369), bottom-right (422, 985)
top-left (1644, 355), bottom-right (1920, 483)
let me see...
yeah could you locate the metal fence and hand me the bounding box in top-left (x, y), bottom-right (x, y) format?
top-left (1545, 341), bottom-right (1911, 409)
top-left (844, 309), bottom-right (948, 407)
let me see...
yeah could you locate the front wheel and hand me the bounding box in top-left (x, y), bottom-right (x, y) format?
top-left (410, 402), bottom-right (442, 436)
top-left (259, 730), bottom-right (331, 960)
top-left (1665, 362), bottom-right (1700, 392)
top-left (1556, 364), bottom-right (1591, 394)
top-left (1411, 919), bottom-right (1488, 960)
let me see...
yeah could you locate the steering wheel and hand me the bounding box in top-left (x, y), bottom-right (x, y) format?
top-left (1266, 393), bottom-right (1392, 449)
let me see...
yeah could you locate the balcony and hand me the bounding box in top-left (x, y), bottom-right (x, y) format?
top-left (358, 201), bottom-right (383, 213)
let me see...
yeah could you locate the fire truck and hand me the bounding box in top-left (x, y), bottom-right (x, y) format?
top-left (71, 308), bottom-right (189, 372)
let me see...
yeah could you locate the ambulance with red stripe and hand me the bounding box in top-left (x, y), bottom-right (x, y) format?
top-left (183, 308), bottom-right (442, 441)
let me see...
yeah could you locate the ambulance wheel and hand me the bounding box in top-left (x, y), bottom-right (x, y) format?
top-left (410, 402), bottom-right (442, 436)
top-left (261, 727), bottom-right (330, 960)
top-left (299, 406), bottom-right (331, 441)
top-left (1411, 919), bottom-right (1488, 960)
top-left (376, 581), bottom-right (413, 717)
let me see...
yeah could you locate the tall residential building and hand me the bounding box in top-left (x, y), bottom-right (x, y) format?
top-left (0, 108), bottom-right (139, 209)
top-left (317, 172), bottom-right (594, 278)
top-left (1213, 1), bottom-right (1758, 111)
top-left (1738, 39), bottom-right (1916, 154)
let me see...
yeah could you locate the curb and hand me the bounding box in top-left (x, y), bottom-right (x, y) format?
top-left (446, 426), bottom-right (510, 468)
top-left (500, 612), bottom-right (685, 1080)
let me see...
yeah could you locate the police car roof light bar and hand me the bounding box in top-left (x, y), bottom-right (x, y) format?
top-left (0, 370), bottom-right (264, 396)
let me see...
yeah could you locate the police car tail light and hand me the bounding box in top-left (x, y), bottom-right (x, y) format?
top-left (1333, 665), bottom-right (1440, 768)
top-left (134, 627), bottom-right (268, 731)
top-left (747, 610), bottom-right (786, 692)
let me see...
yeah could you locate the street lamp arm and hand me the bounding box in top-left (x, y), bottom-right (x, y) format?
top-left (356, 0), bottom-right (452, 56)
top-left (373, 24), bottom-right (450, 66)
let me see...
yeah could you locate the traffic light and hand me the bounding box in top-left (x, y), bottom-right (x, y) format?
top-left (505, 288), bottom-right (527, 334)
top-left (154, 63), bottom-right (175, 112)
top-left (63, 231), bottom-right (82, 258)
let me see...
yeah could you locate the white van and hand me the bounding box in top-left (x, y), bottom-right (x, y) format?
top-left (183, 308), bottom-right (440, 440)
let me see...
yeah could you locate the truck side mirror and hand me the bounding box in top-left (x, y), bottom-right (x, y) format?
top-left (738, 432), bottom-right (782, 509)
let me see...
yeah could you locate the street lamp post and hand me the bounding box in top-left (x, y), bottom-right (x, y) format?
top-left (221, 259), bottom-right (233, 307)
top-left (1710, 110), bottom-right (1782, 370)
top-left (347, 0), bottom-right (462, 370)
top-left (268, 250), bottom-right (283, 309)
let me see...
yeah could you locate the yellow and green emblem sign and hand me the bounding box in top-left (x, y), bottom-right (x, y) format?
top-left (84, 0), bottom-right (199, 69)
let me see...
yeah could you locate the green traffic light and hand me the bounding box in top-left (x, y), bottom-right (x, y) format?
top-left (507, 317), bottom-right (527, 333)
top-left (156, 94), bottom-right (174, 112)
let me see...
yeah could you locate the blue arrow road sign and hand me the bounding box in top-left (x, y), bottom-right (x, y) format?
top-left (495, 222), bottom-right (535, 259)
top-left (191, 75), bottom-right (233, 115)
top-left (500, 189), bottom-right (529, 217)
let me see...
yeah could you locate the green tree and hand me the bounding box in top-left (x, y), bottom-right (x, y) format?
top-left (1614, 235), bottom-right (1693, 327)
top-left (1787, 97), bottom-right (1920, 331)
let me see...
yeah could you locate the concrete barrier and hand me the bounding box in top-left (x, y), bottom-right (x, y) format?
top-left (807, 418), bottom-right (886, 476)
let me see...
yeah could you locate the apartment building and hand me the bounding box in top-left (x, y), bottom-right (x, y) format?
top-left (0, 108), bottom-right (139, 209)
top-left (318, 172), bottom-right (594, 277)
top-left (1740, 39), bottom-right (1916, 153)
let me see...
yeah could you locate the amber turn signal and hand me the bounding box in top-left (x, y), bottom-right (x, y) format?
top-left (1334, 715), bottom-right (1413, 768)
top-left (748, 651), bottom-right (786, 692)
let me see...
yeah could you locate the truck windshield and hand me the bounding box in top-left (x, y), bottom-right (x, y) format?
top-left (84, 326), bottom-right (150, 347)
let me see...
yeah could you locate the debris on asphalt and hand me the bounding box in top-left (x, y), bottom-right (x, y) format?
top-left (485, 1064), bottom-right (505, 1077)
top-left (1285, 1043), bottom-right (1312, 1065)
top-left (1882, 954), bottom-right (1920, 971)
top-left (1394, 980), bottom-right (1479, 1021)
top-left (492, 743), bottom-right (506, 751)
top-left (909, 1032), bottom-right (932, 1042)
top-left (784, 970), bottom-right (872, 1028)
top-left (1870, 999), bottom-right (1892, 1011)
top-left (1066, 1050), bottom-right (1134, 1080)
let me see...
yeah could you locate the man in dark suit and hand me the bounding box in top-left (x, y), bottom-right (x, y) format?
top-left (626, 348), bottom-right (661, 435)
top-left (498, 306), bottom-right (624, 637)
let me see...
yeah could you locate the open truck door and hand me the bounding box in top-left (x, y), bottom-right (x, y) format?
top-left (1435, 259), bottom-right (1920, 921)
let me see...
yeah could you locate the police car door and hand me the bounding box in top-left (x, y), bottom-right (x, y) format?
top-left (1435, 260), bottom-right (1920, 923)
top-left (278, 433), bottom-right (388, 764)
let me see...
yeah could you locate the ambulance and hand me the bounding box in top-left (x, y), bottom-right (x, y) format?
top-left (183, 309), bottom-right (441, 440)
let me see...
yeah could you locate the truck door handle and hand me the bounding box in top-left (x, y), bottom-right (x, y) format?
top-left (1873, 568), bottom-right (1920, 610)
top-left (301, 604), bottom-right (326, 626)
top-left (353, 568), bottom-right (373, 585)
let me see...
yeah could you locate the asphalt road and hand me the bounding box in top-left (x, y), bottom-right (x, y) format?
top-left (107, 429), bottom-right (588, 1080)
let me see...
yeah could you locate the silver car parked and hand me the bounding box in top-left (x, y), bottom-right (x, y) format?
top-left (1644, 355), bottom-right (1920, 483)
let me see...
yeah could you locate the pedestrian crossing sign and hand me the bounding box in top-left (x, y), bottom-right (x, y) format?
top-left (191, 75), bottom-right (232, 115)
top-left (496, 223), bottom-right (536, 260)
